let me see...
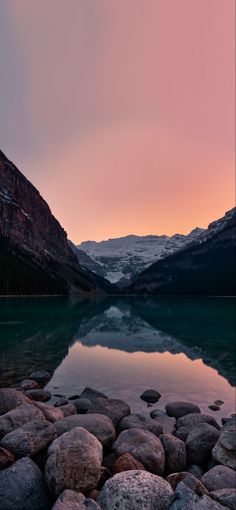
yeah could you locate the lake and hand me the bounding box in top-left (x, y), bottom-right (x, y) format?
top-left (0, 296), bottom-right (235, 420)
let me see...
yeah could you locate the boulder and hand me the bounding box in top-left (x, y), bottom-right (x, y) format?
top-left (80, 387), bottom-right (107, 403)
top-left (55, 413), bottom-right (116, 448)
top-left (175, 426), bottom-right (190, 442)
top-left (88, 397), bottom-right (130, 427)
top-left (160, 433), bottom-right (187, 473)
top-left (140, 389), bottom-right (161, 404)
top-left (52, 489), bottom-right (101, 509)
top-left (0, 446), bottom-right (14, 469)
top-left (0, 457), bottom-right (49, 510)
top-left (212, 421), bottom-right (236, 470)
top-left (113, 427), bottom-right (165, 475)
top-left (201, 465), bottom-right (236, 491)
top-left (166, 402), bottom-right (201, 419)
top-left (170, 481), bottom-right (199, 509)
top-left (176, 413), bottom-right (220, 431)
top-left (45, 427), bottom-right (102, 496)
top-left (154, 414), bottom-right (176, 434)
top-left (1, 420), bottom-right (56, 457)
top-left (0, 404), bottom-right (45, 438)
top-left (186, 465), bottom-right (205, 478)
top-left (194, 495), bottom-right (229, 509)
top-left (210, 488), bottom-right (236, 510)
top-left (0, 388), bottom-right (32, 415)
top-left (166, 472), bottom-right (208, 496)
top-left (25, 389), bottom-right (51, 402)
top-left (73, 398), bottom-right (92, 413)
top-left (118, 413), bottom-right (163, 436)
top-left (20, 380), bottom-right (40, 391)
top-left (113, 453), bottom-right (145, 473)
top-left (59, 404), bottom-right (76, 416)
top-left (186, 422), bottom-right (220, 465)
top-left (34, 402), bottom-right (64, 422)
top-left (97, 470), bottom-right (174, 510)
top-left (29, 370), bottom-right (51, 384)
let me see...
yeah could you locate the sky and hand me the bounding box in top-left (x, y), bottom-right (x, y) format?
top-left (0, 0), bottom-right (235, 243)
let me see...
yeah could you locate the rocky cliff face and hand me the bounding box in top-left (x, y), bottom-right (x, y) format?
top-left (129, 208), bottom-right (236, 296)
top-left (0, 150), bottom-right (114, 295)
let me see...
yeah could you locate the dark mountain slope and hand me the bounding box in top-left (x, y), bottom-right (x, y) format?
top-left (129, 208), bottom-right (236, 296)
top-left (0, 150), bottom-right (115, 295)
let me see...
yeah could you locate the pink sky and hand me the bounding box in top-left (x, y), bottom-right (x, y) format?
top-left (0, 0), bottom-right (235, 242)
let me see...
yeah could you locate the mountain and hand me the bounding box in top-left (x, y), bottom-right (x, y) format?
top-left (0, 150), bottom-right (114, 295)
top-left (68, 241), bottom-right (106, 277)
top-left (78, 229), bottom-right (205, 284)
top-left (129, 208), bottom-right (236, 296)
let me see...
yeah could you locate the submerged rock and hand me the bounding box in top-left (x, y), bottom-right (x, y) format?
top-left (0, 457), bottom-right (50, 510)
top-left (97, 470), bottom-right (174, 510)
top-left (118, 413), bottom-right (163, 436)
top-left (166, 402), bottom-right (201, 419)
top-left (80, 387), bottom-right (107, 403)
top-left (113, 427), bottom-right (165, 475)
top-left (55, 413), bottom-right (116, 448)
top-left (201, 465), bottom-right (236, 491)
top-left (45, 426), bottom-right (102, 496)
top-left (88, 397), bottom-right (130, 427)
top-left (140, 389), bottom-right (161, 404)
top-left (1, 420), bottom-right (56, 457)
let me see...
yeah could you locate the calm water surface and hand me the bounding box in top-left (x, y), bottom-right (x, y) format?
top-left (0, 297), bottom-right (235, 420)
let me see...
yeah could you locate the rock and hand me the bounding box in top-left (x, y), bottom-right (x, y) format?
top-left (52, 489), bottom-right (101, 509)
top-left (25, 389), bottom-right (51, 402)
top-left (53, 394), bottom-right (65, 398)
top-left (166, 472), bottom-right (208, 496)
top-left (212, 421), bottom-right (236, 469)
top-left (55, 413), bottom-right (116, 448)
top-left (154, 414), bottom-right (176, 434)
top-left (176, 413), bottom-right (220, 430)
top-left (55, 398), bottom-right (68, 407)
top-left (201, 465), bottom-right (236, 491)
top-left (80, 387), bottom-right (107, 403)
top-left (0, 388), bottom-right (32, 415)
top-left (29, 370), bottom-right (51, 384)
top-left (194, 495), bottom-right (229, 509)
top-left (210, 488), bottom-right (236, 510)
top-left (68, 394), bottom-right (80, 400)
top-left (175, 426), bottom-right (190, 442)
top-left (45, 427), bottom-right (102, 496)
top-left (0, 404), bottom-right (45, 438)
top-left (73, 398), bottom-right (92, 413)
top-left (113, 427), bottom-right (165, 475)
top-left (186, 422), bottom-right (220, 465)
top-left (160, 433), bottom-right (187, 473)
top-left (170, 481), bottom-right (199, 509)
top-left (102, 452), bottom-right (117, 472)
top-left (59, 404), bottom-right (76, 416)
top-left (118, 413), bottom-right (163, 436)
top-left (34, 402), bottom-right (64, 422)
top-left (20, 380), bottom-right (40, 391)
top-left (88, 397), bottom-right (130, 427)
top-left (209, 405), bottom-right (221, 412)
top-left (150, 408), bottom-right (166, 418)
top-left (97, 470), bottom-right (174, 510)
top-left (166, 402), bottom-right (201, 419)
top-left (1, 420), bottom-right (56, 457)
top-left (0, 446), bottom-right (14, 469)
top-left (0, 457), bottom-right (50, 510)
top-left (186, 465), bottom-right (205, 478)
top-left (140, 389), bottom-right (161, 404)
top-left (214, 400), bottom-right (224, 406)
top-left (113, 453), bottom-right (145, 473)
top-left (88, 490), bottom-right (100, 501)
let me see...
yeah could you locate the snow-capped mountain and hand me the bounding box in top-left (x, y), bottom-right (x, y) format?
top-left (77, 228), bottom-right (205, 283)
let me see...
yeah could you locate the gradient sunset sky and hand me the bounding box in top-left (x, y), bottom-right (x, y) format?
top-left (0, 0), bottom-right (235, 243)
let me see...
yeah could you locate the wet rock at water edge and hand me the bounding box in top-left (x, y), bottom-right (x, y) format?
top-left (54, 398), bottom-right (68, 407)
top-left (34, 402), bottom-right (64, 422)
top-left (59, 404), bottom-right (76, 416)
top-left (152, 414), bottom-right (176, 434)
top-left (210, 488), bottom-right (236, 510)
top-left (118, 413), bottom-right (163, 436)
top-left (25, 388), bottom-right (51, 402)
top-left (214, 400), bottom-right (224, 406)
top-left (68, 394), bottom-right (80, 400)
top-left (55, 413), bottom-right (116, 448)
top-left (0, 404), bottom-right (45, 438)
top-left (113, 427), bottom-right (165, 475)
top-left (73, 398), bottom-right (92, 413)
top-left (29, 370), bottom-right (51, 384)
top-left (166, 472), bottom-right (208, 496)
top-left (212, 420), bottom-right (236, 470)
top-left (20, 379), bottom-right (40, 391)
top-left (97, 470), bottom-right (174, 510)
top-left (45, 426), bottom-right (102, 496)
top-left (0, 388), bottom-right (32, 415)
top-left (113, 453), bottom-right (145, 473)
top-left (140, 389), bottom-right (162, 405)
top-left (80, 387), bottom-right (108, 403)
top-left (201, 465), bottom-right (236, 491)
top-left (88, 397), bottom-right (130, 427)
top-left (0, 457), bottom-right (50, 510)
top-left (150, 408), bottom-right (166, 418)
top-left (160, 433), bottom-right (187, 473)
top-left (52, 489), bottom-right (101, 509)
top-left (209, 404), bottom-right (221, 412)
top-left (1, 419), bottom-right (57, 458)
top-left (176, 413), bottom-right (220, 431)
top-left (0, 446), bottom-right (14, 469)
top-left (186, 422), bottom-right (220, 465)
top-left (166, 402), bottom-right (201, 419)
top-left (175, 426), bottom-right (190, 442)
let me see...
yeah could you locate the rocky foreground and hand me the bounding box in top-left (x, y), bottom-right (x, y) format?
top-left (0, 371), bottom-right (235, 510)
